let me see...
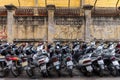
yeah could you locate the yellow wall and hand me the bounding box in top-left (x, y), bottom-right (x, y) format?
top-left (39, 0), bottom-right (80, 7)
top-left (0, 0), bottom-right (80, 7)
top-left (85, 0), bottom-right (120, 7)
top-left (0, 0), bottom-right (34, 6)
top-left (0, 0), bottom-right (120, 7)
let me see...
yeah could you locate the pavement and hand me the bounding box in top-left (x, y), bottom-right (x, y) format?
top-left (0, 68), bottom-right (120, 80)
top-left (0, 55), bottom-right (120, 80)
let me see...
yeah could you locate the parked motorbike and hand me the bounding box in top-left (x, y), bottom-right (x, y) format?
top-left (24, 46), bottom-right (36, 78)
top-left (92, 44), bottom-right (106, 77)
top-left (78, 53), bottom-right (94, 76)
top-left (92, 54), bottom-right (106, 77)
top-left (62, 46), bottom-right (74, 77)
top-left (32, 50), bottom-right (50, 77)
top-left (5, 54), bottom-right (22, 77)
top-left (102, 43), bottom-right (120, 76)
top-left (51, 53), bottom-right (61, 77)
top-left (0, 54), bottom-right (9, 78)
top-left (0, 44), bottom-right (22, 77)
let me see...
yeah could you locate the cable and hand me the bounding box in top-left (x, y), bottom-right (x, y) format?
top-left (93, 0), bottom-right (98, 17)
top-left (18, 0), bottom-right (20, 7)
top-left (68, 0), bottom-right (70, 8)
top-left (116, 0), bottom-right (120, 14)
top-left (45, 0), bottom-right (47, 6)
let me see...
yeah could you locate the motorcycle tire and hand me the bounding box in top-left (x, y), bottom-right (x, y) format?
top-left (0, 61), bottom-right (10, 78)
top-left (41, 71), bottom-right (48, 78)
top-left (68, 69), bottom-right (73, 77)
top-left (26, 67), bottom-right (35, 78)
top-left (56, 69), bottom-right (61, 77)
top-left (86, 72), bottom-right (92, 77)
top-left (99, 69), bottom-right (104, 77)
top-left (110, 66), bottom-right (119, 77)
top-left (11, 65), bottom-right (21, 77)
top-left (0, 66), bottom-right (9, 78)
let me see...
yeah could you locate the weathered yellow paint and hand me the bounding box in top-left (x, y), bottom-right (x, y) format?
top-left (0, 0), bottom-right (80, 7)
top-left (0, 0), bottom-right (120, 7)
top-left (1, 23), bottom-right (120, 41)
top-left (54, 25), bottom-right (84, 40)
top-left (85, 0), bottom-right (119, 7)
top-left (89, 24), bottom-right (120, 40)
top-left (0, 0), bottom-right (34, 6)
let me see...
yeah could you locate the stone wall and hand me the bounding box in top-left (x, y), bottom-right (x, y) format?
top-left (1, 16), bottom-right (120, 42)
top-left (91, 17), bottom-right (120, 40)
top-left (0, 6), bottom-right (120, 42)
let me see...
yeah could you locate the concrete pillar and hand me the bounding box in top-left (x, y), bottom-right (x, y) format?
top-left (5, 4), bottom-right (17, 43)
top-left (80, 0), bottom-right (84, 8)
top-left (47, 5), bottom-right (55, 43)
top-left (83, 5), bottom-right (93, 42)
top-left (34, 0), bottom-right (38, 16)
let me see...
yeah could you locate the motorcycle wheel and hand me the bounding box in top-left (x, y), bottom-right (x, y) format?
top-left (68, 69), bottom-right (73, 77)
top-left (11, 65), bottom-right (21, 77)
top-left (41, 71), bottom-right (48, 78)
top-left (110, 66), bottom-right (119, 77)
top-left (99, 69), bottom-right (104, 77)
top-left (56, 69), bottom-right (61, 77)
top-left (86, 72), bottom-right (92, 77)
top-left (0, 65), bottom-right (9, 78)
top-left (26, 67), bottom-right (35, 77)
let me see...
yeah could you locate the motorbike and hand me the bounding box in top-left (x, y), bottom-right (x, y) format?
top-left (102, 43), bottom-right (120, 76)
top-left (92, 53), bottom-right (106, 77)
top-left (62, 46), bottom-right (74, 77)
top-left (0, 54), bottom-right (9, 78)
top-left (24, 46), bottom-right (36, 78)
top-left (92, 44), bottom-right (106, 77)
top-left (78, 53), bottom-right (94, 76)
top-left (0, 44), bottom-right (22, 77)
top-left (78, 43), bottom-right (97, 77)
top-left (51, 53), bottom-right (61, 77)
top-left (5, 54), bottom-right (22, 77)
top-left (29, 50), bottom-right (50, 78)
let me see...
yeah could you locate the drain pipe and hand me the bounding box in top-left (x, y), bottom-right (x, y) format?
top-left (116, 0), bottom-right (120, 14)
top-left (93, 0), bottom-right (98, 14)
top-left (45, 0), bottom-right (47, 6)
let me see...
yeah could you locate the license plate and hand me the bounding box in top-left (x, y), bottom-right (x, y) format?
top-left (0, 56), bottom-right (5, 58)
top-left (112, 61), bottom-right (119, 66)
top-left (53, 61), bottom-right (60, 66)
top-left (22, 61), bottom-right (28, 67)
top-left (86, 65), bottom-right (93, 72)
top-left (41, 65), bottom-right (46, 70)
top-left (67, 61), bottom-right (73, 66)
top-left (98, 60), bottom-right (104, 65)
